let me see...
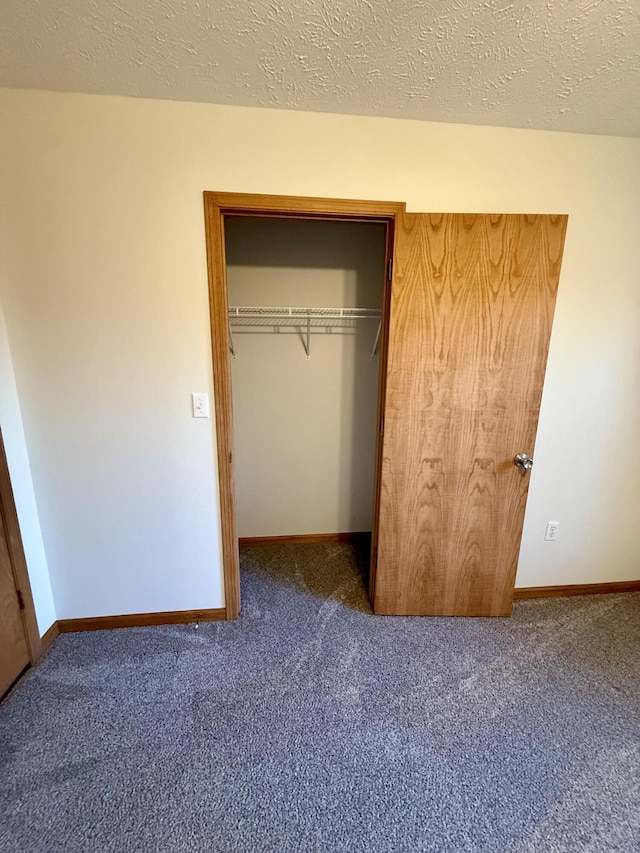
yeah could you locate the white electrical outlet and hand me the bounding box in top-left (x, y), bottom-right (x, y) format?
top-left (544, 521), bottom-right (560, 541)
top-left (192, 393), bottom-right (209, 418)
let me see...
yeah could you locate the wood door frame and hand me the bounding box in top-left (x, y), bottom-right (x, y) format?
top-left (203, 192), bottom-right (405, 618)
top-left (0, 428), bottom-right (41, 664)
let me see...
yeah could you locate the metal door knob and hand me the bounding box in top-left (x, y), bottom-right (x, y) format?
top-left (514, 453), bottom-right (533, 470)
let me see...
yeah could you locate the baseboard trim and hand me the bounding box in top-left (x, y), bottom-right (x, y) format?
top-left (40, 622), bottom-right (60, 653)
top-left (514, 580), bottom-right (640, 601)
top-left (239, 532), bottom-right (371, 547)
top-left (30, 580), bottom-right (640, 641)
top-left (57, 607), bottom-right (227, 633)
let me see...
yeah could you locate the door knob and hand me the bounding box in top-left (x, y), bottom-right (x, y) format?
top-left (514, 453), bottom-right (533, 470)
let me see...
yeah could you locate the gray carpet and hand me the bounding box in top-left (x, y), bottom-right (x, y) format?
top-left (1, 542), bottom-right (639, 852)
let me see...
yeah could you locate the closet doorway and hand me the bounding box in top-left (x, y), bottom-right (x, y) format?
top-left (204, 194), bottom-right (401, 618)
top-left (226, 216), bottom-right (386, 548)
top-left (204, 194), bottom-right (568, 619)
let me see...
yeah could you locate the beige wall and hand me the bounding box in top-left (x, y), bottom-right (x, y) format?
top-left (0, 88), bottom-right (638, 617)
top-left (226, 218), bottom-right (385, 538)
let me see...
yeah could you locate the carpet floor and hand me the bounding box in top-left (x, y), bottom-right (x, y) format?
top-left (1, 542), bottom-right (639, 852)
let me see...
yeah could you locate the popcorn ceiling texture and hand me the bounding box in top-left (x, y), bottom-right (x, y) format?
top-left (1, 0), bottom-right (638, 136)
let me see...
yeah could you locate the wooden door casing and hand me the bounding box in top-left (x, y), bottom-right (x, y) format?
top-left (203, 193), bottom-right (404, 618)
top-left (374, 213), bottom-right (568, 616)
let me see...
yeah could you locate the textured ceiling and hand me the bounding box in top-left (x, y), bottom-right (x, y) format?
top-left (1, 0), bottom-right (639, 136)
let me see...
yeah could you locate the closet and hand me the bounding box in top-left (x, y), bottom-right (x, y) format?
top-left (224, 217), bottom-right (386, 543)
top-left (204, 193), bottom-right (568, 619)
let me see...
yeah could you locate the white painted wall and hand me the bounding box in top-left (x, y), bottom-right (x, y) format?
top-left (0, 300), bottom-right (56, 633)
top-left (0, 88), bottom-right (637, 618)
top-left (226, 218), bottom-right (385, 538)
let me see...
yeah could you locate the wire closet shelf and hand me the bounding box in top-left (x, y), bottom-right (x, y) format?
top-left (227, 305), bottom-right (382, 359)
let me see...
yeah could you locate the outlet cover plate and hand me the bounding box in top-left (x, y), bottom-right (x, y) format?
top-left (545, 521), bottom-right (560, 541)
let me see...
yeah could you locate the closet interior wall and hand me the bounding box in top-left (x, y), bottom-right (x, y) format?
top-left (224, 217), bottom-right (386, 539)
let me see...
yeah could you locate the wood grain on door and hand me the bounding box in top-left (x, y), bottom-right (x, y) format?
top-left (374, 213), bottom-right (568, 616)
top-left (0, 505), bottom-right (30, 696)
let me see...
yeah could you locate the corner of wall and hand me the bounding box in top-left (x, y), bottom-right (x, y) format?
top-left (0, 298), bottom-right (56, 634)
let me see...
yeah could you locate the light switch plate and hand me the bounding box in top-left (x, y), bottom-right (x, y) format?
top-left (192, 393), bottom-right (209, 418)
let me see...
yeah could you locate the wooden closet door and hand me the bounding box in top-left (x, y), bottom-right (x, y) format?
top-left (374, 213), bottom-right (567, 616)
top-left (0, 509), bottom-right (30, 695)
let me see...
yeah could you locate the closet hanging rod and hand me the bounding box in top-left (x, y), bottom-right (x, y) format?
top-left (228, 306), bottom-right (381, 320)
top-left (227, 306), bottom-right (382, 360)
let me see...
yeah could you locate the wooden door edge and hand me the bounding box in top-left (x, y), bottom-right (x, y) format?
top-left (203, 193), bottom-right (403, 620)
top-left (0, 429), bottom-right (42, 663)
top-left (368, 220), bottom-right (396, 605)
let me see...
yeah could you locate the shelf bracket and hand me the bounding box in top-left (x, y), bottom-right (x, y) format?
top-left (302, 317), bottom-right (310, 359)
top-left (228, 322), bottom-right (236, 359)
top-left (371, 321), bottom-right (382, 358)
